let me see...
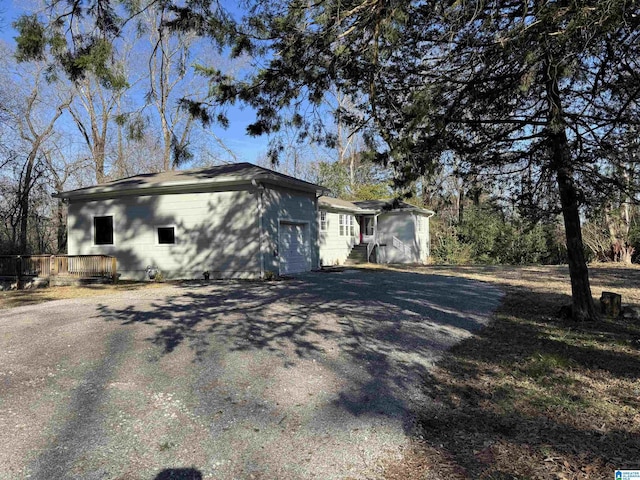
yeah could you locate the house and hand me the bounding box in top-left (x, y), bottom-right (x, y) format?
top-left (58, 163), bottom-right (435, 279)
top-left (57, 163), bottom-right (326, 279)
top-left (318, 196), bottom-right (435, 266)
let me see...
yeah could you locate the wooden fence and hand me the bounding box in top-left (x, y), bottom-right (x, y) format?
top-left (0, 255), bottom-right (117, 282)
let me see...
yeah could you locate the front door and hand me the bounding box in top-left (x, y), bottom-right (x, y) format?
top-left (361, 216), bottom-right (375, 243)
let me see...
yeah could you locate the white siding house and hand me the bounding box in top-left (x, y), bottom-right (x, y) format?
top-left (318, 197), bottom-right (362, 266)
top-left (59, 163), bottom-right (325, 279)
top-left (318, 197), bottom-right (434, 266)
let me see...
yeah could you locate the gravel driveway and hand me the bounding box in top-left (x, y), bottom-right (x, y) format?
top-left (0, 268), bottom-right (502, 480)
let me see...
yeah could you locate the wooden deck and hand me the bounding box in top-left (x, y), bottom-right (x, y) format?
top-left (0, 255), bottom-right (117, 285)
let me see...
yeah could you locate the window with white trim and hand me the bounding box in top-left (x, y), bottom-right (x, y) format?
top-left (94, 216), bottom-right (114, 245)
top-left (157, 226), bottom-right (176, 244)
top-left (339, 215), bottom-right (355, 237)
top-left (319, 211), bottom-right (327, 231)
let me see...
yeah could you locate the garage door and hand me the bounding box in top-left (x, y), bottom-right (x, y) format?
top-left (279, 222), bottom-right (310, 275)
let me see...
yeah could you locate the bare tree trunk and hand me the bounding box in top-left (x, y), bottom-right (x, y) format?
top-left (556, 163), bottom-right (598, 321)
top-left (18, 151), bottom-right (36, 254)
top-left (603, 167), bottom-right (635, 264)
top-left (546, 58), bottom-right (598, 321)
top-left (17, 84), bottom-right (70, 254)
top-left (93, 123), bottom-right (107, 183)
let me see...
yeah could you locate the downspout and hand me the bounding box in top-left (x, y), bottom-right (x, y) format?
top-left (252, 179), bottom-right (265, 279)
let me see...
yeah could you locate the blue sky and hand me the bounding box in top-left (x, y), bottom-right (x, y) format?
top-left (0, 0), bottom-right (270, 164)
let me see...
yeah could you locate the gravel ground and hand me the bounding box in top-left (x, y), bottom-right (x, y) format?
top-left (0, 268), bottom-right (503, 480)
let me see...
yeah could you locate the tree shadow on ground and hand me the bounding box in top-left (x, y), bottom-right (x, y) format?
top-left (97, 269), bottom-right (503, 428)
top-left (408, 284), bottom-right (640, 479)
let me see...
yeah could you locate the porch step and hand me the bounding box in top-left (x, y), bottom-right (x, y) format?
top-left (345, 244), bottom-right (369, 265)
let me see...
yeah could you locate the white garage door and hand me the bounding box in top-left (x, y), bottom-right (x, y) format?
top-left (279, 222), bottom-right (310, 275)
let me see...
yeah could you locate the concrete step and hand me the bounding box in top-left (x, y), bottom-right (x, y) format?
top-left (344, 258), bottom-right (367, 265)
top-left (346, 244), bottom-right (370, 264)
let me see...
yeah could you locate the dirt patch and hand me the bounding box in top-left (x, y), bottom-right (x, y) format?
top-left (0, 281), bottom-right (166, 310)
top-left (379, 264), bottom-right (640, 479)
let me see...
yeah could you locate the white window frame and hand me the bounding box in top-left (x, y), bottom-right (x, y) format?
top-left (155, 225), bottom-right (177, 245)
top-left (92, 214), bottom-right (116, 247)
top-left (319, 211), bottom-right (327, 231)
top-left (339, 214), bottom-right (355, 237)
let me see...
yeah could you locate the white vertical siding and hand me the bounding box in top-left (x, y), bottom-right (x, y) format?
top-left (416, 214), bottom-right (431, 262)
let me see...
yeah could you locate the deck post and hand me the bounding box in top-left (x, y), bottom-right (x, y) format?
top-left (50, 255), bottom-right (57, 277)
top-left (111, 257), bottom-right (117, 283)
top-left (15, 256), bottom-right (22, 289)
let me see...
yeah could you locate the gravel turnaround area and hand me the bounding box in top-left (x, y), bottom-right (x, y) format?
top-left (0, 268), bottom-right (503, 480)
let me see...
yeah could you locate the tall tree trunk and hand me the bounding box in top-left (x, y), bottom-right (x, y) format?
top-left (18, 151), bottom-right (36, 255)
top-left (555, 162), bottom-right (599, 321)
top-left (545, 57), bottom-right (598, 321)
top-left (94, 138), bottom-right (106, 183)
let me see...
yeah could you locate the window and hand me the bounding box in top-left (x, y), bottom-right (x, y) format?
top-left (319, 211), bottom-right (327, 231)
top-left (157, 226), bottom-right (176, 244)
top-left (94, 216), bottom-right (114, 245)
top-left (339, 215), bottom-right (354, 237)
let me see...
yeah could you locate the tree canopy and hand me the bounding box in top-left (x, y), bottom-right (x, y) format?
top-left (217, 0), bottom-right (639, 320)
top-left (13, 0), bottom-right (640, 320)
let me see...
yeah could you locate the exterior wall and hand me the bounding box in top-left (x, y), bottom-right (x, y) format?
top-left (67, 187), bottom-right (260, 280)
top-left (376, 212), bottom-right (420, 264)
top-left (417, 215), bottom-right (431, 262)
top-left (318, 209), bottom-right (360, 266)
top-left (260, 185), bottom-right (319, 275)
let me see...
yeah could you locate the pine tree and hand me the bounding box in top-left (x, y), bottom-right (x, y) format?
top-left (222, 0), bottom-right (640, 321)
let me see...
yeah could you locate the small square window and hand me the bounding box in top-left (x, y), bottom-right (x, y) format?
top-left (157, 226), bottom-right (176, 244)
top-left (320, 211), bottom-right (327, 231)
top-left (94, 216), bottom-right (114, 245)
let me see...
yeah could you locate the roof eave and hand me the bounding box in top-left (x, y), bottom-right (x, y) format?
top-left (257, 174), bottom-right (328, 196)
top-left (58, 175), bottom-right (326, 200)
top-left (318, 204), bottom-right (378, 214)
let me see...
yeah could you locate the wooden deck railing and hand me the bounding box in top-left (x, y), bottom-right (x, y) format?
top-left (0, 255), bottom-right (117, 282)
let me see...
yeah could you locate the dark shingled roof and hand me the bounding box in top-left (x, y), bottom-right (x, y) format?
top-left (319, 197), bottom-right (435, 216)
top-left (58, 162), bottom-right (325, 199)
top-left (318, 196), bottom-right (363, 211)
top-left (353, 199), bottom-right (434, 215)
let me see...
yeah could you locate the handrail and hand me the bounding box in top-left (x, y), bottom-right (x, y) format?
top-left (366, 231), bottom-right (379, 263)
top-left (392, 236), bottom-right (411, 256)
